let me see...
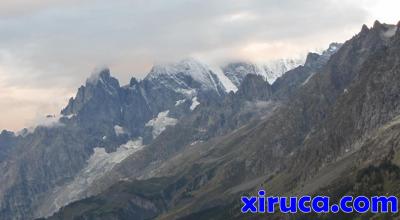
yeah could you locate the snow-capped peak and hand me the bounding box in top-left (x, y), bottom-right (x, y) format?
top-left (222, 58), bottom-right (304, 87)
top-left (261, 58), bottom-right (305, 83)
top-left (146, 58), bottom-right (226, 93)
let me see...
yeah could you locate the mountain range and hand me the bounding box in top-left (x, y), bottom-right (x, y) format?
top-left (1, 21), bottom-right (400, 220)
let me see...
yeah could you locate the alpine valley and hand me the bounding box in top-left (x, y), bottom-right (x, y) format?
top-left (1, 21), bottom-right (400, 220)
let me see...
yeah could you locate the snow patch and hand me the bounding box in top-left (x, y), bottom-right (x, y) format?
top-left (190, 140), bottom-right (203, 146)
top-left (176, 88), bottom-right (196, 98)
top-left (114, 125), bottom-right (126, 136)
top-left (175, 99), bottom-right (186, 106)
top-left (62, 114), bottom-right (76, 119)
top-left (190, 97), bottom-right (200, 111)
top-left (301, 72), bottom-right (315, 86)
top-left (209, 65), bottom-right (238, 92)
top-left (145, 111), bottom-right (178, 138)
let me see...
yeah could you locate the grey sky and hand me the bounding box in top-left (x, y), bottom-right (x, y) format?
top-left (0, 0), bottom-right (399, 130)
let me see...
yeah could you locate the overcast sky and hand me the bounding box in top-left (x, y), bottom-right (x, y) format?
top-left (0, 0), bottom-right (399, 131)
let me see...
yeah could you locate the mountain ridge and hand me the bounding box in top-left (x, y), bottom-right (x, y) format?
top-left (0, 21), bottom-right (372, 220)
top-left (41, 21), bottom-right (400, 220)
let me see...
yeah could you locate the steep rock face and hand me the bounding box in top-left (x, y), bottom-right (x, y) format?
top-left (62, 73), bottom-right (278, 209)
top-left (169, 73), bottom-right (275, 141)
top-left (120, 58), bottom-right (229, 141)
top-left (185, 21), bottom-right (400, 219)
top-left (62, 69), bottom-right (121, 117)
top-left (47, 22), bottom-right (400, 220)
top-left (34, 59), bottom-right (232, 218)
top-left (0, 126), bottom-right (93, 220)
top-left (236, 74), bottom-right (272, 101)
top-left (78, 70), bottom-right (281, 219)
top-left (61, 59), bottom-right (230, 143)
top-left (60, 68), bottom-right (180, 144)
top-left (292, 21), bottom-right (400, 178)
top-left (60, 69), bottom-right (128, 152)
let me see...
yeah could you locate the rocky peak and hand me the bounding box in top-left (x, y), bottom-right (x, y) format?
top-left (304, 52), bottom-right (320, 67)
top-left (271, 42), bottom-right (341, 100)
top-left (362, 21), bottom-right (398, 43)
top-left (303, 42), bottom-right (342, 69)
top-left (129, 77), bottom-right (139, 87)
top-left (373, 20), bottom-right (383, 29)
top-left (61, 68), bottom-right (121, 116)
top-left (361, 24), bottom-right (370, 34)
top-left (325, 42), bottom-right (342, 54)
top-left (86, 68), bottom-right (120, 91)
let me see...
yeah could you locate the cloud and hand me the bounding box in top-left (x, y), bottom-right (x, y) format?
top-left (0, 73), bottom-right (73, 131)
top-left (0, 0), bottom-right (87, 17)
top-left (0, 0), bottom-right (371, 83)
top-left (0, 0), bottom-right (398, 130)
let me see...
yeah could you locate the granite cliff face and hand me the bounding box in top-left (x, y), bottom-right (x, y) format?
top-left (43, 21), bottom-right (400, 220)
